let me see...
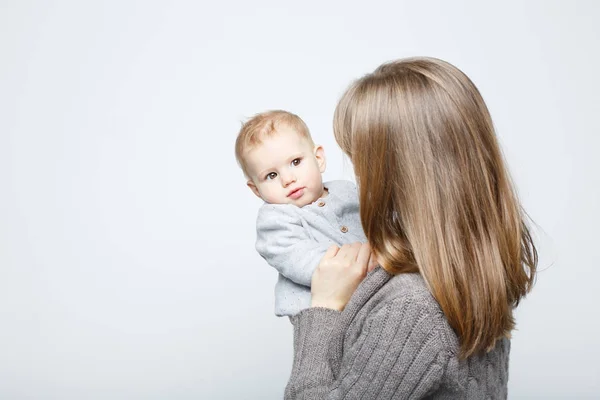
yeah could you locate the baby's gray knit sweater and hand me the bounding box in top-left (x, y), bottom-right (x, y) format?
top-left (285, 268), bottom-right (510, 399)
top-left (256, 180), bottom-right (366, 316)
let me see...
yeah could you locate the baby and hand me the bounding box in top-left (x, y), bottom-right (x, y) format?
top-left (235, 110), bottom-right (367, 317)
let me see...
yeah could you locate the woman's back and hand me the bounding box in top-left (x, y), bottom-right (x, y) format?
top-left (285, 57), bottom-right (534, 399)
top-left (286, 268), bottom-right (510, 399)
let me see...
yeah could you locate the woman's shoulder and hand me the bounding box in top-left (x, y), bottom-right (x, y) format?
top-left (333, 270), bottom-right (462, 395)
top-left (364, 271), bottom-right (460, 352)
top-left (377, 272), bottom-right (440, 308)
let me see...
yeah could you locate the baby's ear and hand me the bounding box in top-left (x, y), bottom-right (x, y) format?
top-left (247, 180), bottom-right (262, 199)
top-left (314, 145), bottom-right (326, 173)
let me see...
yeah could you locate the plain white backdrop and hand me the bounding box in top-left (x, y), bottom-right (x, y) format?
top-left (1, 1), bottom-right (598, 398)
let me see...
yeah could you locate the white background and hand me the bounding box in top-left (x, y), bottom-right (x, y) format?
top-left (1, 1), bottom-right (598, 399)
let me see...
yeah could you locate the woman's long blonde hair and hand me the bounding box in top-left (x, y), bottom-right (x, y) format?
top-left (334, 57), bottom-right (537, 358)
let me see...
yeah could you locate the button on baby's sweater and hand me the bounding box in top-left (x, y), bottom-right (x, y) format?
top-left (340, 225), bottom-right (348, 233)
top-left (317, 201), bottom-right (326, 207)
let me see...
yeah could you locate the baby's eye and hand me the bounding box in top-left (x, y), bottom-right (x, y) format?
top-left (266, 172), bottom-right (278, 180)
top-left (291, 158), bottom-right (302, 166)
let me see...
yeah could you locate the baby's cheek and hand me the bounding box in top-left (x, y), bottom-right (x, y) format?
top-left (262, 189), bottom-right (283, 204)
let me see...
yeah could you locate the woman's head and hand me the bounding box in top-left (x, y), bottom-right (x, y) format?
top-left (334, 57), bottom-right (537, 358)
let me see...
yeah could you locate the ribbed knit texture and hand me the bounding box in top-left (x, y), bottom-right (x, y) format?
top-left (285, 268), bottom-right (510, 399)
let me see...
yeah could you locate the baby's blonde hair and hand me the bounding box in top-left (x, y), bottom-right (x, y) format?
top-left (235, 110), bottom-right (313, 177)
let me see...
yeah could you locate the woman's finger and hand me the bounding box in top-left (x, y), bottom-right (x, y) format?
top-left (351, 242), bottom-right (362, 255)
top-left (323, 245), bottom-right (340, 260)
top-left (338, 244), bottom-right (354, 261)
top-left (367, 252), bottom-right (378, 272)
top-left (356, 242), bottom-right (371, 265)
top-left (341, 243), bottom-right (363, 263)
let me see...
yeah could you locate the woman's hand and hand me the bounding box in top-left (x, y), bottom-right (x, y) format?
top-left (310, 242), bottom-right (377, 311)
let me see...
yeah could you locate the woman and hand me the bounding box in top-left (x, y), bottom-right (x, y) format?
top-left (284, 57), bottom-right (537, 399)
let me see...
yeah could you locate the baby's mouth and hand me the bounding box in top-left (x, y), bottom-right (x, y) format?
top-left (287, 187), bottom-right (305, 199)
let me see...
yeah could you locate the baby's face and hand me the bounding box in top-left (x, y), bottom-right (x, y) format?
top-left (245, 127), bottom-right (326, 207)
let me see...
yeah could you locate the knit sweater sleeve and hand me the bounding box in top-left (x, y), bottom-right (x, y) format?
top-left (256, 204), bottom-right (329, 287)
top-left (284, 296), bottom-right (451, 399)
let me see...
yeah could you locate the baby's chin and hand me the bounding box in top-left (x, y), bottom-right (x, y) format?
top-left (298, 187), bottom-right (327, 207)
top-left (295, 195), bottom-right (321, 207)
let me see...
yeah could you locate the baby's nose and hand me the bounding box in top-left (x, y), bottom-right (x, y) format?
top-left (282, 173), bottom-right (296, 186)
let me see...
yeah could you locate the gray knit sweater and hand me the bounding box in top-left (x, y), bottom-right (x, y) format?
top-left (285, 268), bottom-right (510, 399)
